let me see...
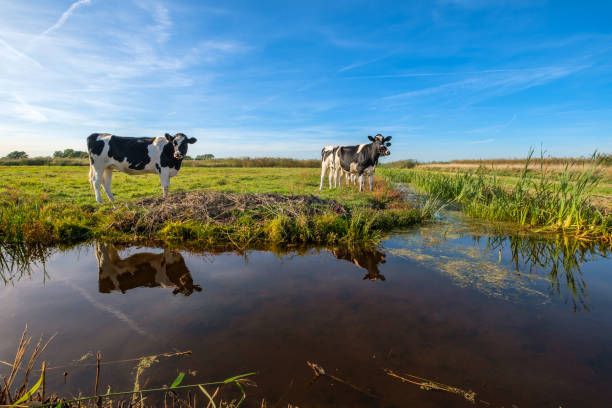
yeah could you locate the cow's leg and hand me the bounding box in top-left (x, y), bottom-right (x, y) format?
top-left (88, 165), bottom-right (94, 192)
top-left (331, 167), bottom-right (336, 188)
top-left (328, 165), bottom-right (334, 189)
top-left (159, 169), bottom-right (170, 198)
top-left (102, 168), bottom-right (115, 202)
top-left (358, 174), bottom-right (364, 192)
top-left (369, 173), bottom-right (374, 191)
top-left (319, 163), bottom-right (327, 190)
top-left (90, 165), bottom-right (104, 203)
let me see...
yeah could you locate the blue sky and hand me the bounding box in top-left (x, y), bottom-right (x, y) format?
top-left (0, 0), bottom-right (611, 161)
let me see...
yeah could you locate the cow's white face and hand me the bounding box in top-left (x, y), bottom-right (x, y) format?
top-left (165, 133), bottom-right (197, 160)
top-left (369, 134), bottom-right (392, 156)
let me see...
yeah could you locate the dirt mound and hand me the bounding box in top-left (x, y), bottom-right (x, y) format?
top-left (111, 191), bottom-right (346, 232)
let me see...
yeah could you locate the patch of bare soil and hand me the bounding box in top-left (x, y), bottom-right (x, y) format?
top-left (111, 191), bottom-right (346, 232)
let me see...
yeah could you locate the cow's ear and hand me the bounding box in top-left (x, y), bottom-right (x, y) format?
top-left (368, 135), bottom-right (375, 142)
top-left (386, 142), bottom-right (392, 147)
top-left (187, 137), bottom-right (197, 144)
top-left (165, 133), bottom-right (173, 141)
top-left (384, 136), bottom-right (392, 142)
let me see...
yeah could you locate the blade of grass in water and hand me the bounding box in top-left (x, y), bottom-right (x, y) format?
top-left (10, 370), bottom-right (43, 408)
top-left (170, 372), bottom-right (184, 389)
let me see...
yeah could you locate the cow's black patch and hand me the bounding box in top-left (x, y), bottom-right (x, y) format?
top-left (166, 254), bottom-right (202, 296)
top-left (160, 141), bottom-right (184, 171)
top-left (87, 133), bottom-right (105, 164)
top-left (155, 163), bottom-right (161, 173)
top-left (107, 136), bottom-right (154, 170)
top-left (338, 144), bottom-right (379, 175)
top-left (321, 146), bottom-right (338, 161)
top-left (338, 136), bottom-right (390, 176)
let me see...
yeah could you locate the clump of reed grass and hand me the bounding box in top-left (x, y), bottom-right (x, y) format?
top-left (380, 150), bottom-right (612, 243)
top-left (0, 328), bottom-right (260, 408)
top-left (0, 326), bottom-right (54, 407)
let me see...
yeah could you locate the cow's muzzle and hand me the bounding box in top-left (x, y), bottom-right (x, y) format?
top-left (174, 152), bottom-right (184, 160)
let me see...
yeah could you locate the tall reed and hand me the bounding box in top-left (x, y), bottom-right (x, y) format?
top-left (380, 150), bottom-right (612, 243)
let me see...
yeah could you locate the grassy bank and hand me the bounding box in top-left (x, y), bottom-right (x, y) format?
top-left (380, 155), bottom-right (612, 244)
top-left (0, 166), bottom-right (433, 251)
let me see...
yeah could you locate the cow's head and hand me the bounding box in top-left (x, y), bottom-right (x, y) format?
top-left (368, 134), bottom-right (392, 156)
top-left (165, 133), bottom-right (197, 160)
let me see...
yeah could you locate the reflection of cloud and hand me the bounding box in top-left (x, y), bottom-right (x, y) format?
top-left (66, 281), bottom-right (151, 338)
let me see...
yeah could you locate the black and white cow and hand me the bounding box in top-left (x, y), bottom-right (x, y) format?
top-left (319, 136), bottom-right (376, 190)
top-left (336, 134), bottom-right (391, 191)
top-left (87, 132), bottom-right (196, 202)
top-left (319, 145), bottom-right (340, 190)
top-left (96, 243), bottom-right (202, 296)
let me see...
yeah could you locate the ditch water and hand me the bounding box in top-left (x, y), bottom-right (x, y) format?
top-left (1, 209), bottom-right (611, 407)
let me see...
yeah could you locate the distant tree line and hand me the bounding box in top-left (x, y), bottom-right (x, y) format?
top-left (53, 149), bottom-right (89, 158)
top-left (4, 151), bottom-right (28, 159)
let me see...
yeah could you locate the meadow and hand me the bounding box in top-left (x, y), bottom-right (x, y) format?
top-left (0, 166), bottom-right (433, 251)
top-left (0, 157), bottom-right (321, 168)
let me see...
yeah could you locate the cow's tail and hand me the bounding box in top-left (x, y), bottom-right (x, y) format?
top-left (86, 133), bottom-right (99, 164)
top-left (86, 133), bottom-right (99, 191)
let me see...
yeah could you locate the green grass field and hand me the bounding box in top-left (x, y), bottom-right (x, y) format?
top-left (0, 166), bottom-right (433, 250)
top-left (0, 166), bottom-right (405, 208)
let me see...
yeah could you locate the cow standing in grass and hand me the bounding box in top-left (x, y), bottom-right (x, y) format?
top-left (87, 132), bottom-right (196, 202)
top-left (336, 134), bottom-right (391, 192)
top-left (319, 145), bottom-right (340, 190)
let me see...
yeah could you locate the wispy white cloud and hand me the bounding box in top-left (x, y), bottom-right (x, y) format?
top-left (469, 138), bottom-right (496, 144)
top-left (0, 37), bottom-right (42, 67)
top-left (345, 68), bottom-right (539, 80)
top-left (11, 94), bottom-right (47, 122)
top-left (437, 0), bottom-right (542, 10)
top-left (136, 1), bottom-right (172, 43)
top-left (338, 55), bottom-right (389, 73)
top-left (382, 65), bottom-right (590, 102)
top-left (464, 114), bottom-right (517, 135)
top-left (30, 0), bottom-right (92, 44)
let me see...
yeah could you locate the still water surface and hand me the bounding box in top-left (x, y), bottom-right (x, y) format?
top-left (1, 211), bottom-right (611, 407)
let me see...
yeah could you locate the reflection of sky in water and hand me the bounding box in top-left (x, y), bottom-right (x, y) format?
top-left (383, 209), bottom-right (611, 311)
top-left (1, 214), bottom-right (612, 406)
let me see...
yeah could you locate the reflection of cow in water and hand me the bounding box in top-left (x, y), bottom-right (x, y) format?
top-left (332, 248), bottom-right (387, 281)
top-left (96, 244), bottom-right (202, 296)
